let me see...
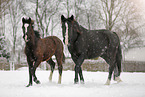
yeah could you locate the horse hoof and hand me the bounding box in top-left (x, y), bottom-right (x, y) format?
top-left (74, 82), bottom-right (79, 84)
top-left (104, 79), bottom-right (110, 85)
top-left (74, 79), bottom-right (79, 84)
top-left (114, 76), bottom-right (122, 83)
top-left (35, 80), bottom-right (41, 84)
top-left (57, 75), bottom-right (61, 84)
top-left (58, 79), bottom-right (61, 84)
top-left (49, 77), bottom-right (52, 82)
top-left (26, 83), bottom-right (32, 87)
top-left (80, 80), bottom-right (85, 84)
top-left (58, 81), bottom-right (61, 84)
top-left (36, 81), bottom-right (41, 84)
top-left (117, 79), bottom-right (123, 83)
top-left (104, 82), bottom-right (110, 85)
top-left (49, 79), bottom-right (52, 82)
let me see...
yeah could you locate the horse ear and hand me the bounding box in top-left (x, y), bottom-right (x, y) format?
top-left (70, 15), bottom-right (74, 20)
top-left (29, 17), bottom-right (31, 21)
top-left (28, 17), bottom-right (31, 24)
top-left (22, 17), bottom-right (25, 23)
top-left (61, 15), bottom-right (66, 22)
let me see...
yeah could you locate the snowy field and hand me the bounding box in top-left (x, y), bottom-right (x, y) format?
top-left (0, 69), bottom-right (145, 97)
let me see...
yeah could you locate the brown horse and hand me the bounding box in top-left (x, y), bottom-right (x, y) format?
top-left (22, 17), bottom-right (65, 87)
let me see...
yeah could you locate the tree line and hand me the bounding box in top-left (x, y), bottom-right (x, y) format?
top-left (0, 0), bottom-right (144, 64)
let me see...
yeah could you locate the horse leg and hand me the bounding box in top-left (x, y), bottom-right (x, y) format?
top-left (114, 40), bottom-right (122, 83)
top-left (102, 54), bottom-right (115, 85)
top-left (58, 64), bottom-right (63, 84)
top-left (47, 58), bottom-right (56, 82)
top-left (114, 53), bottom-right (122, 83)
top-left (55, 53), bottom-right (63, 84)
top-left (113, 64), bottom-right (118, 80)
top-left (105, 61), bottom-right (115, 85)
top-left (72, 56), bottom-right (79, 83)
top-left (72, 54), bottom-right (84, 84)
top-left (32, 60), bottom-right (41, 84)
top-left (26, 58), bottom-right (33, 87)
top-left (26, 66), bottom-right (33, 87)
top-left (113, 65), bottom-right (122, 82)
top-left (79, 67), bottom-right (84, 84)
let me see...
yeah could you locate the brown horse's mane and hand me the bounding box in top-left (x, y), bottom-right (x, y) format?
top-left (28, 23), bottom-right (41, 39)
top-left (29, 24), bottom-right (41, 39)
top-left (34, 30), bottom-right (41, 38)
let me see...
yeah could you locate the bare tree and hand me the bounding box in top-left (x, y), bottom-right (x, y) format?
top-left (34, 0), bottom-right (61, 37)
top-left (8, 0), bottom-right (23, 64)
top-left (99, 0), bottom-right (126, 31)
top-left (73, 0), bottom-right (101, 30)
top-left (83, 0), bottom-right (101, 30)
top-left (61, 0), bottom-right (74, 18)
top-left (99, 0), bottom-right (143, 52)
top-left (0, 0), bottom-right (11, 19)
top-left (19, 0), bottom-right (61, 38)
top-left (0, 0), bottom-right (11, 60)
top-left (115, 1), bottom-right (144, 52)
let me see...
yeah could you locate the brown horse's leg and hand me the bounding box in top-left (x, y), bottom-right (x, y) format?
top-left (26, 58), bottom-right (34, 87)
top-left (26, 66), bottom-right (33, 87)
top-left (47, 58), bottom-right (55, 81)
top-left (55, 54), bottom-right (63, 84)
top-left (32, 60), bottom-right (41, 84)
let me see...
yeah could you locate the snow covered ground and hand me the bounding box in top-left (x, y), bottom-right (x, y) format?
top-left (0, 69), bottom-right (145, 97)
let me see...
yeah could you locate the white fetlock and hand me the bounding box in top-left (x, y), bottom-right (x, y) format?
top-left (58, 75), bottom-right (61, 84)
top-left (115, 76), bottom-right (122, 83)
top-left (105, 79), bottom-right (111, 85)
top-left (49, 71), bottom-right (53, 82)
top-left (80, 80), bottom-right (85, 84)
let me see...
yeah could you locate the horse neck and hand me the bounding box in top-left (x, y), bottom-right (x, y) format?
top-left (80, 25), bottom-right (88, 33)
top-left (28, 26), bottom-right (38, 47)
top-left (70, 25), bottom-right (87, 45)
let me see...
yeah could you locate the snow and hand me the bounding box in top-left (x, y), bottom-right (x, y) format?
top-left (0, 69), bottom-right (145, 97)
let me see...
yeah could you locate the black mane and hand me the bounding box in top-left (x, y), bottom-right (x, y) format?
top-left (34, 30), bottom-right (41, 38)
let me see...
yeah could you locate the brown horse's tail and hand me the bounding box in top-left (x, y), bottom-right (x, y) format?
top-left (62, 53), bottom-right (65, 64)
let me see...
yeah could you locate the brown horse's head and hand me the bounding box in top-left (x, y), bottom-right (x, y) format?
top-left (22, 17), bottom-right (35, 43)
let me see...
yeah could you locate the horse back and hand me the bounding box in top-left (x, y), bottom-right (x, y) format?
top-left (41, 36), bottom-right (63, 60)
top-left (44, 36), bottom-right (63, 50)
top-left (74, 29), bottom-right (120, 59)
